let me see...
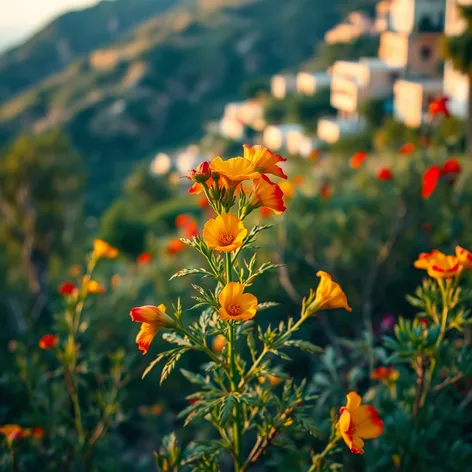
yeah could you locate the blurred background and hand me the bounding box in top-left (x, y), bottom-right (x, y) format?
top-left (0, 0), bottom-right (471, 470)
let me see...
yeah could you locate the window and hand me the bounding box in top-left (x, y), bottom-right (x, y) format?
top-left (420, 46), bottom-right (431, 61)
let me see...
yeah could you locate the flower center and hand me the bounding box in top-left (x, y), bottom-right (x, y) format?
top-left (218, 231), bottom-right (235, 246)
top-left (227, 303), bottom-right (242, 317)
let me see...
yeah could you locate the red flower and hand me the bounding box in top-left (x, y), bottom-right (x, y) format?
top-left (32, 427), bottom-right (44, 440)
top-left (137, 252), bottom-right (152, 265)
top-left (175, 214), bottom-right (191, 228)
top-left (377, 168), bottom-right (393, 181)
top-left (39, 335), bottom-right (58, 350)
top-left (166, 239), bottom-right (186, 254)
top-left (422, 166), bottom-right (441, 199)
top-left (350, 152), bottom-right (367, 169)
top-left (320, 183), bottom-right (332, 199)
top-left (183, 220), bottom-right (199, 238)
top-left (441, 158), bottom-right (461, 185)
top-left (429, 96), bottom-right (450, 118)
top-left (399, 143), bottom-right (416, 155)
top-left (58, 281), bottom-right (76, 295)
top-left (371, 366), bottom-right (399, 382)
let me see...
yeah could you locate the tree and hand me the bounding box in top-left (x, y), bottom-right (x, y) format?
top-left (0, 130), bottom-right (84, 308)
top-left (443, 5), bottom-right (472, 153)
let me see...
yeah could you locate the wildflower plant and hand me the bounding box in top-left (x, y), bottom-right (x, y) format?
top-left (129, 145), bottom-right (381, 471)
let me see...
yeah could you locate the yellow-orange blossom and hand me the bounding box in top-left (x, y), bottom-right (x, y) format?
top-left (203, 214), bottom-right (247, 252)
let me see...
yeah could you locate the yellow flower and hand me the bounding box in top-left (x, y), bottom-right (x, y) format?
top-left (456, 245), bottom-right (472, 270)
top-left (84, 279), bottom-right (106, 294)
top-left (210, 156), bottom-right (260, 187)
top-left (212, 334), bottom-right (227, 354)
top-left (218, 282), bottom-right (258, 321)
top-left (93, 239), bottom-right (118, 259)
top-left (243, 144), bottom-right (287, 179)
top-left (203, 214), bottom-right (247, 252)
top-left (307, 271), bottom-right (352, 314)
top-left (414, 250), bottom-right (461, 278)
top-left (337, 392), bottom-right (384, 455)
top-left (251, 175), bottom-right (286, 215)
top-left (129, 304), bottom-right (172, 354)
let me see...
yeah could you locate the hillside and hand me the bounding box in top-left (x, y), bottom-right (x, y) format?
top-left (0, 0), bottom-right (179, 103)
top-left (0, 0), bottom-right (375, 214)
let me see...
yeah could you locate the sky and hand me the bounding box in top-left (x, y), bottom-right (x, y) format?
top-left (0, 0), bottom-right (98, 51)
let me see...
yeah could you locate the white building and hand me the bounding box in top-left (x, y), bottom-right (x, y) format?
top-left (271, 74), bottom-right (297, 99)
top-left (443, 0), bottom-right (471, 118)
top-left (389, 0), bottom-right (445, 34)
top-left (263, 124), bottom-right (304, 151)
top-left (219, 116), bottom-right (246, 141)
top-left (394, 78), bottom-right (443, 127)
top-left (317, 117), bottom-right (367, 144)
top-left (296, 72), bottom-right (332, 95)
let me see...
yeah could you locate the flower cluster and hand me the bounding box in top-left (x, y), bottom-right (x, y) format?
top-left (414, 246), bottom-right (472, 279)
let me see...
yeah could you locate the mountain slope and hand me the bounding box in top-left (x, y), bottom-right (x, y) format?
top-left (0, 0), bottom-right (374, 214)
top-left (0, 0), bottom-right (179, 103)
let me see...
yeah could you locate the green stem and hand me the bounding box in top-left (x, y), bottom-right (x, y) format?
top-left (308, 435), bottom-right (340, 472)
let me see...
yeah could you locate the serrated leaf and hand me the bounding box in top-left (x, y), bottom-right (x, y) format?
top-left (219, 395), bottom-right (235, 424)
top-left (180, 369), bottom-right (209, 386)
top-left (162, 332), bottom-right (192, 347)
top-left (247, 332), bottom-right (257, 362)
top-left (170, 268), bottom-right (214, 280)
top-left (160, 350), bottom-right (187, 385)
top-left (257, 301), bottom-right (279, 311)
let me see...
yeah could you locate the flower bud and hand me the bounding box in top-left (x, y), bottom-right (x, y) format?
top-left (188, 161), bottom-right (211, 183)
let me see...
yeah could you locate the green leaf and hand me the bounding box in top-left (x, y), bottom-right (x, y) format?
top-left (160, 349), bottom-right (187, 385)
top-left (219, 395), bottom-right (235, 424)
top-left (162, 332), bottom-right (192, 347)
top-left (180, 369), bottom-right (210, 387)
top-left (285, 340), bottom-right (323, 354)
top-left (170, 268), bottom-right (214, 280)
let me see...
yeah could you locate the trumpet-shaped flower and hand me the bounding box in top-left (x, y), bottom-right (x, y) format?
top-left (93, 239), bottom-right (118, 259)
top-left (307, 271), bottom-right (352, 314)
top-left (203, 214), bottom-right (247, 252)
top-left (130, 304), bottom-right (172, 354)
top-left (39, 334), bottom-right (58, 350)
top-left (188, 161), bottom-right (211, 183)
top-left (414, 250), bottom-right (461, 278)
top-left (350, 152), bottom-right (367, 169)
top-left (337, 392), bottom-right (384, 454)
top-left (251, 175), bottom-right (286, 214)
top-left (0, 425), bottom-right (29, 444)
top-left (218, 282), bottom-right (258, 321)
top-left (243, 144), bottom-right (287, 179)
top-left (211, 156), bottom-right (260, 187)
top-left (456, 246), bottom-right (472, 270)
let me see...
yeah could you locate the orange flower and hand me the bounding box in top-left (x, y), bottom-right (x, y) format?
top-left (58, 281), bottom-right (77, 295)
top-left (243, 144), bottom-right (287, 179)
top-left (258, 375), bottom-right (283, 387)
top-left (212, 334), bottom-right (227, 354)
top-left (456, 246), bottom-right (472, 270)
top-left (309, 149), bottom-right (321, 161)
top-left (293, 175), bottom-right (304, 186)
top-left (414, 250), bottom-right (461, 279)
top-left (307, 271), bottom-right (352, 314)
top-left (350, 152), bottom-right (367, 169)
top-left (69, 265), bottom-right (82, 277)
top-left (150, 404), bottom-right (164, 416)
top-left (203, 214), bottom-right (247, 252)
top-left (85, 279), bottom-right (106, 294)
top-left (137, 252), bottom-right (152, 265)
top-left (218, 282), bottom-right (258, 321)
top-left (377, 168), bottom-right (393, 181)
top-left (129, 304), bottom-right (172, 355)
top-left (399, 143), bottom-right (416, 155)
top-left (320, 183), bottom-right (332, 199)
top-left (0, 425), bottom-right (28, 444)
top-left (39, 334), bottom-right (58, 350)
top-left (337, 392), bottom-right (383, 454)
top-left (422, 165), bottom-right (441, 199)
top-left (429, 96), bottom-right (450, 118)
top-left (166, 238), bottom-right (186, 254)
top-left (371, 367), bottom-right (399, 382)
top-left (251, 175), bottom-right (286, 215)
top-left (92, 239), bottom-right (118, 259)
top-left (210, 156), bottom-right (260, 187)
top-left (175, 214), bottom-right (191, 228)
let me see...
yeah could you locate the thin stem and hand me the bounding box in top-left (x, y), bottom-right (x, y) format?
top-left (64, 366), bottom-right (85, 445)
top-left (307, 435), bottom-right (340, 472)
